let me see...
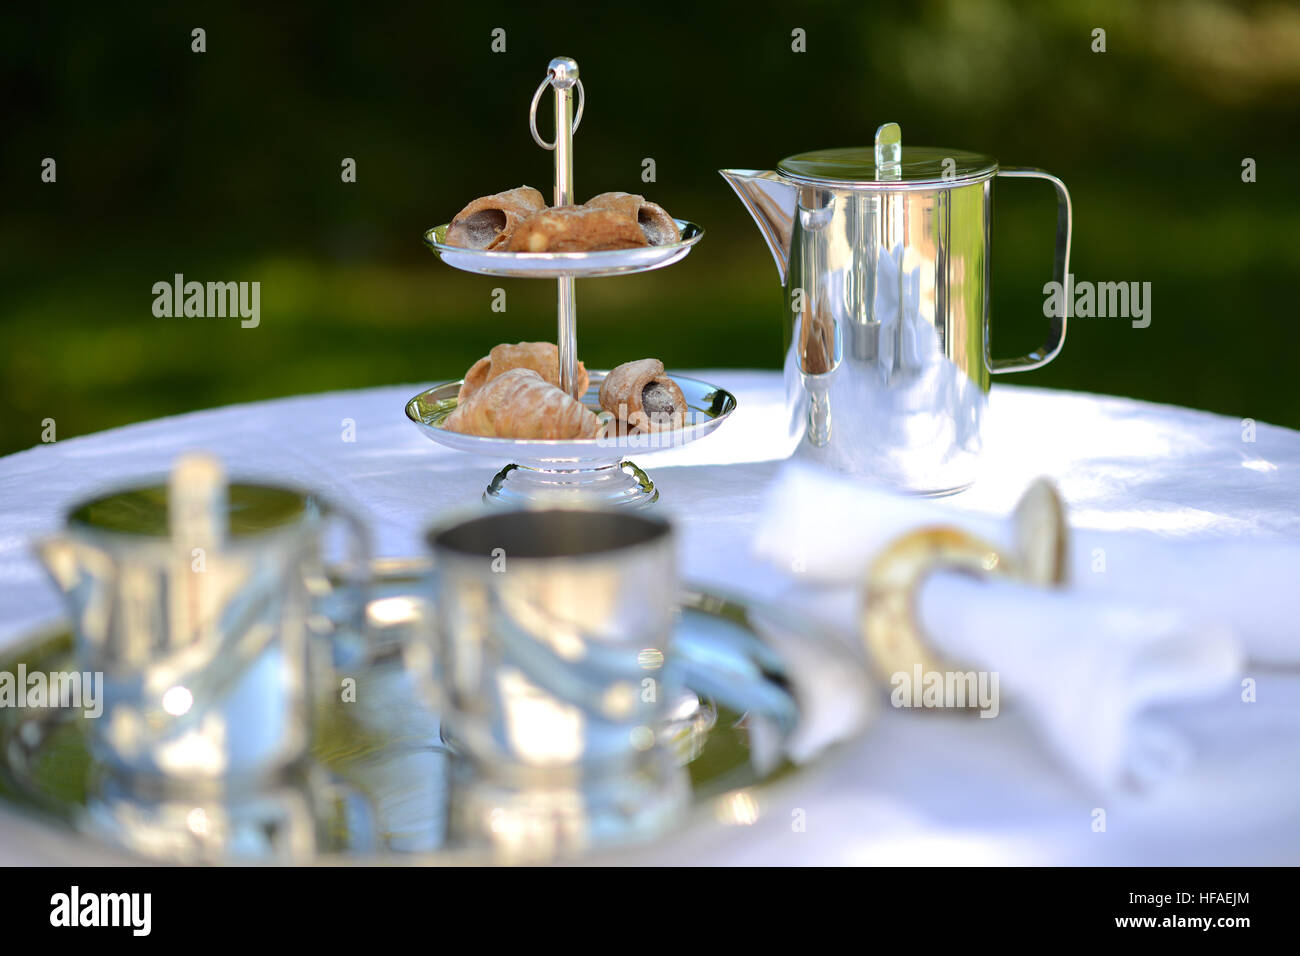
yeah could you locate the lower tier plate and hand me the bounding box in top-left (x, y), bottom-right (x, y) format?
top-left (405, 371), bottom-right (736, 462)
top-left (405, 372), bottom-right (737, 507)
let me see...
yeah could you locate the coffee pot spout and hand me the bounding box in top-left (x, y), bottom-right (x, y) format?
top-left (32, 534), bottom-right (107, 644)
top-left (718, 169), bottom-right (797, 285)
top-left (34, 534), bottom-right (81, 596)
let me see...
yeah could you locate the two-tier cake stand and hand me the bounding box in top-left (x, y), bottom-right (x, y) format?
top-left (406, 57), bottom-right (735, 507)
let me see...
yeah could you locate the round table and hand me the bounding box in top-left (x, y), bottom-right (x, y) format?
top-left (2, 373), bottom-right (1298, 864)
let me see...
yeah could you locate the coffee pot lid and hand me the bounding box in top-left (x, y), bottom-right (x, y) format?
top-left (778, 122), bottom-right (997, 188)
top-left (68, 453), bottom-right (310, 542)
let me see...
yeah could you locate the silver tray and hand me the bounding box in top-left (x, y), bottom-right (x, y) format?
top-left (424, 220), bottom-right (704, 279)
top-left (0, 573), bottom-right (871, 865)
top-left (405, 372), bottom-right (737, 507)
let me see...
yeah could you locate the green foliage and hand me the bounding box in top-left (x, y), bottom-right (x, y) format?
top-left (2, 0), bottom-right (1297, 454)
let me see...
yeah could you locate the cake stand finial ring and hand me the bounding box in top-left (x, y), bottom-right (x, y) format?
top-left (529, 65), bottom-right (585, 150)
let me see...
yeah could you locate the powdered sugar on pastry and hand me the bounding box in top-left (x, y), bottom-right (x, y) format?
top-left (444, 367), bottom-right (601, 440)
top-left (507, 205), bottom-right (648, 253)
top-left (598, 358), bottom-right (687, 433)
top-left (457, 341), bottom-right (590, 402)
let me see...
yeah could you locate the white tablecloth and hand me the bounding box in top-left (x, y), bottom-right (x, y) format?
top-left (2, 373), bottom-right (1298, 864)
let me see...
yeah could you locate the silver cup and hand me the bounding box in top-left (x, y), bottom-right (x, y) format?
top-left (422, 507), bottom-right (689, 860)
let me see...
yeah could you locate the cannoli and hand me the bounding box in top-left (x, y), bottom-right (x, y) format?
top-left (507, 204), bottom-right (648, 253)
top-left (443, 368), bottom-right (601, 440)
top-left (445, 186), bottom-right (546, 250)
top-left (598, 358), bottom-right (687, 433)
top-left (458, 341), bottom-right (590, 402)
top-left (585, 192), bottom-right (681, 246)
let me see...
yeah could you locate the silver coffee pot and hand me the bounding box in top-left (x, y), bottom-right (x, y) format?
top-left (722, 123), bottom-right (1072, 494)
top-left (33, 453), bottom-right (367, 787)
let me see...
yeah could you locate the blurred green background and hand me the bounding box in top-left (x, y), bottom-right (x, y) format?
top-left (2, 0), bottom-right (1298, 457)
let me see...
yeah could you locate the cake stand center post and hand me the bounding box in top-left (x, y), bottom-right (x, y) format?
top-left (548, 56), bottom-right (580, 399)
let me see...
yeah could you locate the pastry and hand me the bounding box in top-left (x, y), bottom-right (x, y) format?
top-left (507, 204), bottom-right (648, 253)
top-left (585, 192), bottom-right (681, 246)
top-left (459, 341), bottom-right (590, 402)
top-left (445, 186), bottom-right (545, 250)
top-left (443, 368), bottom-right (601, 440)
top-left (598, 358), bottom-right (687, 433)
top-left (447, 185), bottom-right (681, 252)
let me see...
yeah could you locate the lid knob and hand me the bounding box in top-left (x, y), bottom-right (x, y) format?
top-left (169, 452), bottom-right (228, 551)
top-left (875, 123), bottom-right (902, 180)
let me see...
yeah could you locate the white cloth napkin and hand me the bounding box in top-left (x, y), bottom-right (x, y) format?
top-left (753, 462), bottom-right (1261, 791)
top-left (922, 573), bottom-right (1240, 790)
top-left (755, 462), bottom-right (1298, 663)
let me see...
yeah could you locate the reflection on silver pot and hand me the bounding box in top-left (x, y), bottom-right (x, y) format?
top-left (723, 122), bottom-right (1072, 494)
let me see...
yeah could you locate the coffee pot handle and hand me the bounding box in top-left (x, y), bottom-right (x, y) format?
top-left (309, 502), bottom-right (374, 669)
top-left (988, 168), bottom-right (1073, 374)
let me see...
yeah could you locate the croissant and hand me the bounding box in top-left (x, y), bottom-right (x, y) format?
top-left (507, 205), bottom-right (648, 253)
top-left (445, 186), bottom-right (545, 250)
top-left (585, 192), bottom-right (680, 246)
top-left (459, 341), bottom-right (590, 402)
top-left (443, 368), bottom-right (601, 440)
top-left (598, 359), bottom-right (687, 433)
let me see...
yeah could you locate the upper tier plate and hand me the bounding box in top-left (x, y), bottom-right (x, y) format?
top-left (424, 219), bottom-right (704, 278)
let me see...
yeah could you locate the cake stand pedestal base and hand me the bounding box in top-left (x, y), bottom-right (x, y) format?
top-left (484, 459), bottom-right (658, 509)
